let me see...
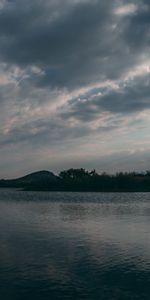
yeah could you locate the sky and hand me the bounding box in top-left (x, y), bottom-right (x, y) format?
top-left (0, 0), bottom-right (150, 178)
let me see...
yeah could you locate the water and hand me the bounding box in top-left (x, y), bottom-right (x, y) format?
top-left (0, 189), bottom-right (150, 300)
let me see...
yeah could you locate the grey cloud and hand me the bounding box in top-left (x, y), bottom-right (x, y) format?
top-left (0, 117), bottom-right (92, 148)
top-left (0, 107), bottom-right (120, 148)
top-left (60, 74), bottom-right (150, 121)
top-left (0, 0), bottom-right (148, 90)
top-left (123, 1), bottom-right (150, 51)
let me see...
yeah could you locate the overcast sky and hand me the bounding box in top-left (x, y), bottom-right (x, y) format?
top-left (0, 0), bottom-right (150, 178)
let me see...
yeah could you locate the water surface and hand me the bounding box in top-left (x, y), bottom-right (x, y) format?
top-left (0, 189), bottom-right (150, 299)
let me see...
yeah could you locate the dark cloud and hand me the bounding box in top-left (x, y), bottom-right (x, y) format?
top-left (0, 0), bottom-right (112, 88)
top-left (60, 74), bottom-right (150, 121)
top-left (123, 1), bottom-right (150, 51)
top-left (0, 0), bottom-right (149, 90)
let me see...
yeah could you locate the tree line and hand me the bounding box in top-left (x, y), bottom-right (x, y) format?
top-left (58, 168), bottom-right (150, 192)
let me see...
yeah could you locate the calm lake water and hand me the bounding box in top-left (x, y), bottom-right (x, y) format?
top-left (0, 190), bottom-right (150, 300)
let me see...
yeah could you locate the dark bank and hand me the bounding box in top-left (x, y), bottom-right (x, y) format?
top-left (0, 168), bottom-right (150, 192)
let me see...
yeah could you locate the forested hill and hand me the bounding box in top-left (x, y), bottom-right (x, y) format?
top-left (0, 169), bottom-right (150, 192)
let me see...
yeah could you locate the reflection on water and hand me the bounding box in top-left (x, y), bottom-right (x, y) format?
top-left (0, 189), bottom-right (150, 300)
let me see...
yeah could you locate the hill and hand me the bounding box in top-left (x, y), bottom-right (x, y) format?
top-left (0, 170), bottom-right (59, 190)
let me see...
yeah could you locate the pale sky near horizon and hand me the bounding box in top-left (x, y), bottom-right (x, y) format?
top-left (0, 0), bottom-right (150, 178)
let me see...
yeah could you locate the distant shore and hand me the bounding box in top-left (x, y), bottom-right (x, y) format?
top-left (0, 169), bottom-right (150, 193)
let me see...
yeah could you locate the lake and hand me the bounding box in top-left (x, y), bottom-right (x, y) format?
top-left (0, 189), bottom-right (150, 300)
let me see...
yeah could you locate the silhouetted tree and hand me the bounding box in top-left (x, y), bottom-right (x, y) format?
top-left (59, 168), bottom-right (89, 180)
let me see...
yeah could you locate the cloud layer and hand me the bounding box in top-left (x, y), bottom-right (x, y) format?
top-left (0, 0), bottom-right (149, 177)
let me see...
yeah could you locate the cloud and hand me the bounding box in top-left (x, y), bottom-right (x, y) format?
top-left (0, 0), bottom-right (149, 90)
top-left (60, 73), bottom-right (150, 122)
top-left (123, 1), bottom-right (150, 52)
top-left (0, 0), bottom-right (110, 88)
top-left (0, 0), bottom-right (149, 176)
